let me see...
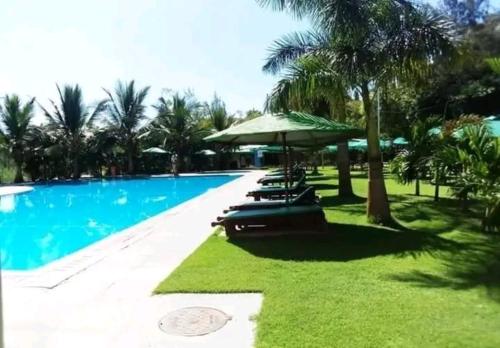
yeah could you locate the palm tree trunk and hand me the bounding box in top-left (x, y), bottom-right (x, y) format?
top-left (415, 177), bottom-right (420, 196)
top-left (72, 156), bottom-right (80, 179)
top-left (434, 167), bottom-right (440, 202)
top-left (127, 139), bottom-right (135, 174)
top-left (127, 153), bottom-right (134, 174)
top-left (14, 162), bottom-right (23, 183)
top-left (337, 142), bottom-right (353, 196)
top-left (361, 82), bottom-right (391, 223)
top-left (12, 148), bottom-right (24, 183)
top-left (331, 91), bottom-right (354, 197)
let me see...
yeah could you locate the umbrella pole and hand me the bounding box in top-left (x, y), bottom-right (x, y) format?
top-left (281, 132), bottom-right (289, 204)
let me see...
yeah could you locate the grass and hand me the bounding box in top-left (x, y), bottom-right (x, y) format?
top-left (155, 169), bottom-right (500, 348)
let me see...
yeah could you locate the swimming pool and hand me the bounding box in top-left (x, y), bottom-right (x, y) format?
top-left (0, 175), bottom-right (238, 271)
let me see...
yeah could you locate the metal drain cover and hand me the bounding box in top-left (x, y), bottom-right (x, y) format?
top-left (158, 306), bottom-right (231, 336)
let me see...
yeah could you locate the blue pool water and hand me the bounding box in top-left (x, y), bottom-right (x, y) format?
top-left (0, 175), bottom-right (238, 270)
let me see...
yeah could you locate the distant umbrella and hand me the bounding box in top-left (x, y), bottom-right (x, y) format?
top-left (428, 116), bottom-right (500, 138)
top-left (196, 149), bottom-right (217, 156)
top-left (322, 138), bottom-right (391, 153)
top-left (393, 137), bottom-right (409, 146)
top-left (142, 147), bottom-right (168, 154)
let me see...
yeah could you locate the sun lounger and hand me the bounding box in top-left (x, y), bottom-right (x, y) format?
top-left (247, 176), bottom-right (306, 201)
top-left (212, 205), bottom-right (328, 238)
top-left (258, 173), bottom-right (303, 185)
top-left (223, 186), bottom-right (318, 213)
top-left (264, 165), bottom-right (304, 177)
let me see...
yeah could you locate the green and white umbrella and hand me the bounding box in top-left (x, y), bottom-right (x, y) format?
top-left (393, 137), bottom-right (409, 146)
top-left (322, 138), bottom-right (391, 153)
top-left (204, 112), bottom-right (363, 146)
top-left (196, 149), bottom-right (217, 156)
top-left (142, 147), bottom-right (169, 154)
top-left (205, 112), bottom-right (363, 201)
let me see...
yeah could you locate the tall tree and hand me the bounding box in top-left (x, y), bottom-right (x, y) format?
top-left (205, 94), bottom-right (235, 169)
top-left (266, 56), bottom-right (354, 197)
top-left (39, 85), bottom-right (106, 179)
top-left (148, 92), bottom-right (208, 173)
top-left (258, 0), bottom-right (455, 223)
top-left (0, 95), bottom-right (35, 182)
top-left (103, 80), bottom-right (150, 174)
top-left (206, 94), bottom-right (235, 132)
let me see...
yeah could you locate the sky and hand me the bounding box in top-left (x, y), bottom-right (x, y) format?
top-left (0, 0), bottom-right (499, 123)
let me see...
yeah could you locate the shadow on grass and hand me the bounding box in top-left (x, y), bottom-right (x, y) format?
top-left (311, 183), bottom-right (339, 191)
top-left (320, 194), bottom-right (366, 207)
top-left (229, 222), bottom-right (461, 263)
top-left (390, 234), bottom-right (500, 302)
top-left (392, 196), bottom-right (483, 234)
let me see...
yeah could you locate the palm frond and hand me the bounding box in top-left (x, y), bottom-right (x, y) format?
top-left (256, 0), bottom-right (318, 19)
top-left (263, 30), bottom-right (329, 74)
top-left (486, 57), bottom-right (500, 75)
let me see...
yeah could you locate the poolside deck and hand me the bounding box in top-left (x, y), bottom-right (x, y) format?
top-left (0, 186), bottom-right (33, 197)
top-left (2, 171), bottom-right (264, 348)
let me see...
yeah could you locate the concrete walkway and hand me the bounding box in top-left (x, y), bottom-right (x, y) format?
top-left (2, 172), bottom-right (264, 348)
top-left (0, 186), bottom-right (33, 197)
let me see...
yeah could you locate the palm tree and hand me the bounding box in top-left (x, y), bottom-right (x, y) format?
top-left (391, 117), bottom-right (441, 196)
top-left (39, 85), bottom-right (106, 179)
top-left (266, 56), bottom-right (355, 197)
top-left (258, 0), bottom-right (455, 223)
top-left (147, 92), bottom-right (208, 173)
top-left (486, 57), bottom-right (500, 74)
top-left (103, 80), bottom-right (150, 174)
top-left (206, 94), bottom-right (235, 132)
top-left (206, 94), bottom-right (235, 169)
top-left (0, 95), bottom-right (35, 182)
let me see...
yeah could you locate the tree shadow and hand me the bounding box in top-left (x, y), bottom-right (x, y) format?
top-left (390, 234), bottom-right (500, 302)
top-left (392, 196), bottom-right (483, 234)
top-left (228, 222), bottom-right (461, 263)
top-left (320, 194), bottom-right (366, 207)
top-left (311, 183), bottom-right (339, 191)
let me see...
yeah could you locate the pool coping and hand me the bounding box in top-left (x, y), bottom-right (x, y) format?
top-left (0, 186), bottom-right (33, 197)
top-left (1, 172), bottom-right (253, 289)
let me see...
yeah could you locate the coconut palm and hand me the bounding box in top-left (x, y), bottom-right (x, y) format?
top-left (258, 0), bottom-right (455, 223)
top-left (205, 94), bottom-right (235, 169)
top-left (147, 92), bottom-right (208, 173)
top-left (206, 94), bottom-right (235, 132)
top-left (390, 117), bottom-right (441, 196)
top-left (39, 85), bottom-right (106, 179)
top-left (266, 56), bottom-right (355, 197)
top-left (0, 95), bottom-right (36, 182)
top-left (103, 80), bottom-right (150, 174)
top-left (486, 57), bottom-right (500, 74)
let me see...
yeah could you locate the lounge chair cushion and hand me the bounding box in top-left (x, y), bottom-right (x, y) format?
top-left (224, 205), bottom-right (323, 221)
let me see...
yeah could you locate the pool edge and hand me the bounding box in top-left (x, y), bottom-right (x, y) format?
top-left (2, 171), bottom-right (260, 289)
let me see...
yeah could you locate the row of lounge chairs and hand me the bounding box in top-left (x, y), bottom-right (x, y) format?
top-left (212, 167), bottom-right (328, 238)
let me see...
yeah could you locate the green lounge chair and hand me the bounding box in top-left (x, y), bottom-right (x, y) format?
top-left (212, 205), bottom-right (328, 238)
top-left (258, 173), bottom-right (303, 186)
top-left (223, 186), bottom-right (318, 213)
top-left (247, 176), bottom-right (306, 201)
top-left (264, 165), bottom-right (303, 177)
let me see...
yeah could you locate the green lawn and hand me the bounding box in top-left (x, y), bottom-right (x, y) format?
top-left (155, 169), bottom-right (500, 348)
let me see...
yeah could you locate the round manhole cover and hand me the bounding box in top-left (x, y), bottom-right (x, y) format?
top-left (158, 307), bottom-right (231, 336)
